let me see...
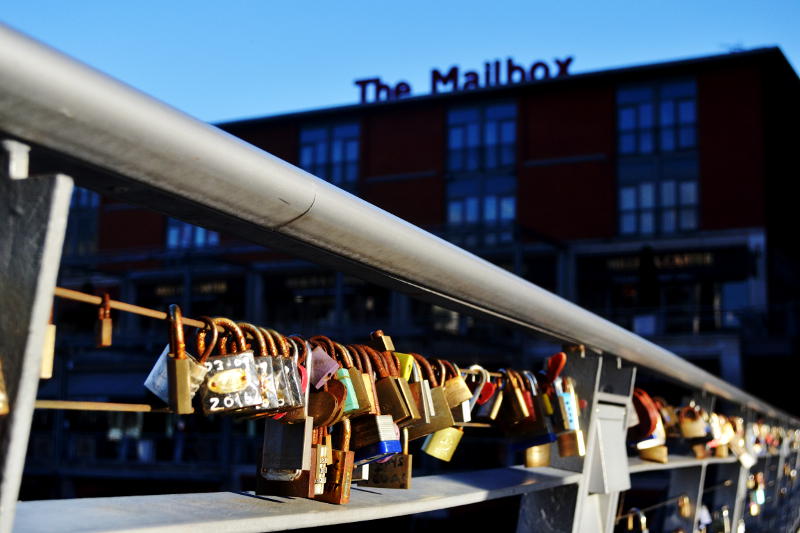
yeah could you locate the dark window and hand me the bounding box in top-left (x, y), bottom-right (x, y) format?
top-left (299, 123), bottom-right (359, 186)
top-left (166, 218), bottom-right (219, 249)
top-left (63, 187), bottom-right (100, 256)
top-left (448, 103), bottom-right (516, 173)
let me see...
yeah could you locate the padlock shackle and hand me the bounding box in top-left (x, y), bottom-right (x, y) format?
top-left (255, 327), bottom-right (280, 357)
top-left (410, 353), bottom-right (438, 388)
top-left (380, 351), bottom-right (399, 377)
top-left (211, 317), bottom-right (247, 353)
top-left (168, 304), bottom-right (186, 360)
top-left (363, 345), bottom-right (389, 379)
top-left (238, 323), bottom-right (267, 358)
top-left (334, 343), bottom-right (355, 369)
top-left (98, 292), bottom-right (111, 320)
top-left (468, 364), bottom-right (489, 410)
top-left (267, 329), bottom-right (290, 357)
top-left (194, 316), bottom-right (219, 363)
top-left (338, 418), bottom-right (351, 452)
top-left (287, 335), bottom-right (308, 364)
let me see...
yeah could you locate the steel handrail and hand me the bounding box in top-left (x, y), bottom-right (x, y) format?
top-left (0, 23), bottom-right (795, 424)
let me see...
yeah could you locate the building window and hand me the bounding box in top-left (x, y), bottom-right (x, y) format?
top-left (446, 176), bottom-right (516, 247)
top-left (618, 80), bottom-right (696, 155)
top-left (166, 218), bottom-right (219, 249)
top-left (448, 103), bottom-right (516, 173)
top-left (299, 123), bottom-right (359, 186)
top-left (63, 187), bottom-right (100, 256)
top-left (617, 80), bottom-right (698, 236)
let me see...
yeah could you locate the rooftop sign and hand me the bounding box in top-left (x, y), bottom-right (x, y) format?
top-left (354, 56), bottom-right (574, 104)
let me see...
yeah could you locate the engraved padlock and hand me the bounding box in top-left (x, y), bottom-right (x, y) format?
top-left (316, 419), bottom-right (355, 504)
top-left (422, 425), bottom-right (464, 462)
top-left (361, 427), bottom-right (413, 489)
top-left (200, 317), bottom-right (261, 414)
top-left (406, 353), bottom-right (455, 441)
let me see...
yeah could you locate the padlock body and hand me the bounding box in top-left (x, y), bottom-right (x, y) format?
top-left (201, 350), bottom-right (261, 414)
top-left (407, 386), bottom-right (455, 441)
top-left (0, 360), bottom-right (9, 416)
top-left (451, 400), bottom-right (472, 424)
top-left (375, 377), bottom-right (411, 425)
top-left (557, 429), bottom-right (586, 457)
top-left (395, 376), bottom-right (421, 425)
top-left (261, 416), bottom-right (313, 471)
top-left (168, 357), bottom-right (194, 414)
top-left (145, 345), bottom-right (207, 406)
top-left (444, 375), bottom-right (473, 408)
top-left (335, 368), bottom-right (360, 414)
top-left (351, 414), bottom-right (397, 449)
top-left (422, 427), bottom-right (463, 462)
top-left (316, 449), bottom-right (354, 504)
top-left (360, 452), bottom-right (412, 489)
top-left (40, 323), bottom-right (56, 379)
top-left (353, 439), bottom-right (402, 466)
top-left (524, 443), bottom-right (551, 467)
top-left (96, 317), bottom-right (113, 348)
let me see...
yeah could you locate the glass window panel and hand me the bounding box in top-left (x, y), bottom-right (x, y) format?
top-left (500, 120), bottom-right (515, 144)
top-left (619, 133), bottom-right (636, 154)
top-left (660, 100), bottom-right (675, 126)
top-left (486, 103), bottom-right (516, 120)
top-left (208, 231), bottom-right (220, 246)
top-left (449, 127), bottom-right (464, 149)
top-left (639, 132), bottom-right (654, 154)
top-left (660, 128), bottom-right (676, 152)
top-left (447, 201), bottom-right (463, 224)
top-left (465, 197), bottom-right (479, 223)
top-left (300, 127), bottom-right (326, 143)
top-left (500, 145), bottom-right (514, 166)
top-left (194, 227), bottom-right (206, 248)
top-left (662, 209), bottom-right (677, 234)
top-left (500, 230), bottom-right (513, 242)
top-left (639, 182), bottom-right (655, 209)
top-left (620, 187), bottom-right (637, 210)
top-left (661, 181), bottom-right (676, 207)
top-left (331, 140), bottom-right (343, 163)
top-left (678, 100), bottom-right (696, 124)
top-left (617, 86), bottom-right (654, 104)
top-left (167, 226), bottom-right (179, 249)
top-left (315, 141), bottom-right (327, 164)
top-left (330, 164), bottom-right (342, 184)
top-left (346, 140), bottom-right (358, 161)
top-left (300, 145), bottom-right (314, 169)
top-left (678, 126), bottom-right (696, 148)
top-left (345, 162), bottom-right (358, 182)
top-left (500, 196), bottom-right (515, 221)
top-left (661, 80), bottom-right (696, 99)
top-left (466, 124), bottom-right (480, 147)
top-left (638, 103), bottom-right (654, 128)
top-left (484, 146), bottom-right (497, 169)
top-left (180, 223), bottom-right (192, 248)
top-left (448, 108), bottom-right (480, 124)
top-left (640, 211), bottom-right (654, 234)
top-left (484, 195), bottom-right (498, 222)
top-left (465, 148), bottom-right (479, 171)
top-left (680, 181), bottom-right (698, 205)
top-left (620, 213), bottom-right (636, 234)
top-left (333, 123), bottom-right (359, 137)
top-left (449, 149), bottom-right (463, 171)
top-left (484, 121), bottom-right (498, 146)
top-left (618, 107), bottom-right (636, 131)
top-left (679, 207), bottom-right (697, 230)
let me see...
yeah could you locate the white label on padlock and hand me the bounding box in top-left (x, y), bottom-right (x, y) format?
top-left (144, 346), bottom-right (171, 403)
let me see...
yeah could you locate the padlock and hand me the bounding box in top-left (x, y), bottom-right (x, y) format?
top-left (335, 342), bottom-right (371, 415)
top-left (524, 443), bottom-right (551, 467)
top-left (199, 317), bottom-right (261, 414)
top-left (639, 445), bottom-right (669, 464)
top-left (369, 329), bottom-right (395, 352)
top-left (144, 313), bottom-right (214, 407)
top-left (394, 352), bottom-right (416, 382)
top-left (309, 342), bottom-right (340, 390)
top-left (0, 359), bottom-right (9, 416)
top-left (361, 427), bottom-right (413, 489)
top-left (440, 359), bottom-right (472, 408)
top-left (407, 358), bottom-right (433, 424)
top-left (422, 426), bottom-right (464, 462)
top-left (555, 377), bottom-right (585, 457)
top-left (277, 333), bottom-right (307, 410)
top-left (316, 419), bottom-right (355, 504)
top-left (679, 404), bottom-right (710, 439)
top-left (257, 426), bottom-right (321, 499)
top-left (260, 415), bottom-right (313, 476)
top-left (234, 323), bottom-right (280, 415)
top-left (381, 350), bottom-right (421, 425)
top-left (310, 336), bottom-right (360, 416)
top-left (677, 494), bottom-right (692, 519)
top-left (95, 292), bottom-right (113, 348)
top-left (518, 370), bottom-right (558, 446)
top-left (364, 345), bottom-right (413, 427)
top-left (626, 508), bottom-right (649, 532)
top-left (40, 308), bottom-right (56, 379)
top-left (452, 364), bottom-right (488, 425)
top-left (406, 353), bottom-right (455, 441)
top-left (347, 343), bottom-right (378, 415)
top-left (167, 305), bottom-right (198, 414)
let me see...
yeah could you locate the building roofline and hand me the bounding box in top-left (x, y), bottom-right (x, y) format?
top-left (217, 47), bottom-right (796, 127)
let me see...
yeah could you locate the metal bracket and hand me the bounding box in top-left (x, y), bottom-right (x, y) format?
top-left (1, 139), bottom-right (30, 180)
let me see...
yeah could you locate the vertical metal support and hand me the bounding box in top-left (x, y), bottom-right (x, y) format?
top-left (0, 171), bottom-right (73, 533)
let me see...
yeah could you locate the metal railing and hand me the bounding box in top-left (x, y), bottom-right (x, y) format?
top-left (1, 21), bottom-right (799, 533)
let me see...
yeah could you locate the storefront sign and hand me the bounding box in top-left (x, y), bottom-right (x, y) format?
top-left (354, 56), bottom-right (574, 104)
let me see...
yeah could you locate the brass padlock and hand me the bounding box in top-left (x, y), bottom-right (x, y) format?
top-left (440, 359), bottom-right (472, 408)
top-left (365, 345), bottom-right (413, 426)
top-left (348, 344), bottom-right (378, 415)
top-left (335, 343), bottom-right (371, 416)
top-left (317, 419), bottom-right (355, 504)
top-left (407, 358), bottom-right (433, 424)
top-left (407, 353), bottom-right (455, 441)
top-left (626, 508), bottom-right (649, 532)
top-left (524, 443), bottom-right (551, 467)
top-left (679, 404), bottom-right (709, 439)
top-left (95, 293), bottom-right (113, 348)
top-left (639, 445), bottom-right (669, 464)
top-left (452, 365), bottom-right (488, 424)
top-left (382, 350), bottom-right (421, 425)
top-left (199, 317), bottom-right (262, 414)
top-left (361, 427), bottom-right (413, 489)
top-left (422, 426), bottom-right (464, 462)
top-left (369, 329), bottom-right (395, 352)
top-left (166, 305), bottom-right (196, 414)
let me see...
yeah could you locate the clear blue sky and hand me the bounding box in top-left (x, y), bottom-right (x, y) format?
top-left (2, 1), bottom-right (798, 123)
